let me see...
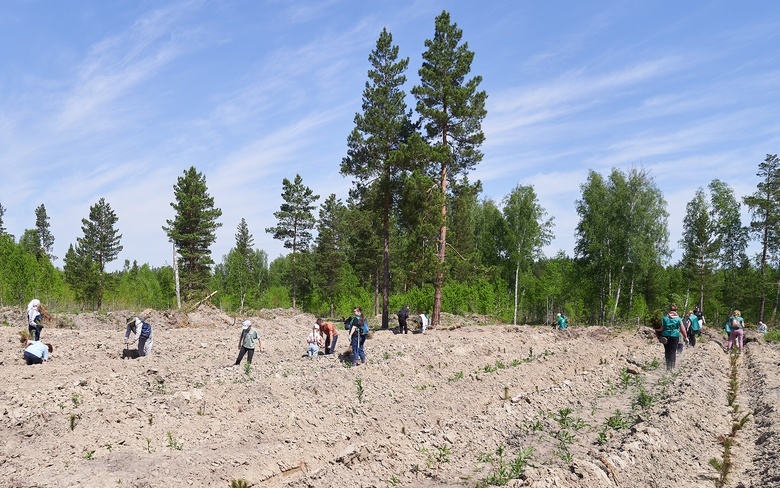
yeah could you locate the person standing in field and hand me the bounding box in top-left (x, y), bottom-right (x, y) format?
top-left (397, 305), bottom-right (410, 334)
top-left (27, 299), bottom-right (51, 341)
top-left (346, 307), bottom-right (367, 366)
top-left (687, 309), bottom-right (702, 347)
top-left (655, 304), bottom-right (688, 371)
top-left (235, 320), bottom-right (264, 366)
top-left (725, 310), bottom-right (745, 353)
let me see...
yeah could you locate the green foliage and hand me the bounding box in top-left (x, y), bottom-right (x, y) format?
top-left (477, 445), bottom-right (533, 486)
top-left (265, 174), bottom-right (319, 309)
top-left (765, 329), bottom-right (780, 343)
top-left (166, 431), bottom-right (183, 450)
top-left (163, 166), bottom-right (223, 302)
top-left (76, 198), bottom-right (123, 310)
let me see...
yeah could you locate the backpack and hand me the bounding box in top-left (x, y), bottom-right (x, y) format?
top-left (731, 317), bottom-right (741, 330)
top-left (344, 317), bottom-right (355, 331)
top-left (398, 308), bottom-right (408, 320)
top-left (139, 321), bottom-right (152, 338)
top-left (360, 319), bottom-right (370, 336)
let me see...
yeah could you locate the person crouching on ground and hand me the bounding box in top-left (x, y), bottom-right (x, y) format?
top-left (23, 340), bottom-right (53, 365)
top-left (125, 315), bottom-right (154, 357)
top-left (235, 320), bottom-right (263, 366)
top-left (27, 299), bottom-right (51, 341)
top-left (307, 323), bottom-right (323, 358)
top-left (655, 304), bottom-right (688, 371)
top-left (316, 318), bottom-right (338, 354)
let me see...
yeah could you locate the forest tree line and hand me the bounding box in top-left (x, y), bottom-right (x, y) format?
top-left (1, 11), bottom-right (779, 330)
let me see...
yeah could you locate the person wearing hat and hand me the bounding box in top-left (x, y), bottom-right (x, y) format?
top-left (306, 323), bottom-right (324, 358)
top-left (125, 314), bottom-right (154, 357)
top-left (316, 318), bottom-right (338, 354)
top-left (556, 312), bottom-right (568, 330)
top-left (235, 320), bottom-right (263, 366)
top-left (27, 298), bottom-right (51, 341)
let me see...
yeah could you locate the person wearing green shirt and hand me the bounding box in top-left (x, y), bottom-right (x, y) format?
top-left (235, 320), bottom-right (264, 366)
top-left (556, 313), bottom-right (568, 330)
top-left (655, 304), bottom-right (688, 371)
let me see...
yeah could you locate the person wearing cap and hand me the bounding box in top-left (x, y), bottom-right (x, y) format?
top-left (23, 340), bottom-right (53, 365)
top-left (27, 299), bottom-right (51, 341)
top-left (306, 323), bottom-right (324, 358)
top-left (125, 315), bottom-right (154, 357)
top-left (235, 320), bottom-right (263, 366)
top-left (316, 318), bottom-right (338, 354)
top-left (556, 312), bottom-right (568, 330)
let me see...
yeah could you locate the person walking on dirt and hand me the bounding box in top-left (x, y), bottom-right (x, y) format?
top-left (346, 307), bottom-right (367, 366)
top-left (316, 318), bottom-right (338, 354)
top-left (398, 305), bottom-right (410, 334)
top-left (687, 309), bottom-right (702, 347)
top-left (27, 299), bottom-right (51, 341)
top-left (655, 304), bottom-right (688, 371)
top-left (235, 320), bottom-right (263, 366)
top-left (725, 310), bottom-right (745, 353)
top-left (23, 340), bottom-right (52, 365)
top-left (306, 323), bottom-right (323, 358)
top-left (125, 315), bottom-right (154, 357)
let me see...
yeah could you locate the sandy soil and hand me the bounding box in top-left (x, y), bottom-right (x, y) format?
top-left (1, 306), bottom-right (777, 488)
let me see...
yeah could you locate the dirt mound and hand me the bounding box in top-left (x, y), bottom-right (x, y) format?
top-left (0, 307), bottom-right (777, 487)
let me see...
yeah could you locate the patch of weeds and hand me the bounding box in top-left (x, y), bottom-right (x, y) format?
top-left (448, 371), bottom-right (464, 382)
top-left (69, 413), bottom-right (78, 431)
top-left (494, 360), bottom-right (506, 370)
top-left (414, 384), bottom-right (431, 391)
top-left (551, 408), bottom-right (585, 464)
top-left (148, 414), bottom-right (153, 426)
top-left (383, 351), bottom-right (391, 360)
top-left (355, 377), bottom-right (364, 404)
top-left (396, 351), bottom-right (404, 357)
top-left (596, 427), bottom-right (609, 446)
top-left (477, 444), bottom-right (534, 486)
top-left (153, 378), bottom-right (166, 393)
top-left (634, 387), bottom-right (654, 410)
top-left (71, 393), bottom-right (80, 408)
top-left (166, 431), bottom-right (183, 450)
top-left (388, 475), bottom-right (400, 486)
top-left (618, 368), bottom-right (639, 389)
top-left (510, 359), bottom-right (521, 367)
top-left (230, 480), bottom-right (249, 488)
top-left (192, 381), bottom-right (206, 388)
top-left (420, 445), bottom-right (452, 478)
top-left (104, 443), bottom-right (113, 453)
top-left (144, 438), bottom-right (154, 453)
top-left (605, 410), bottom-right (628, 430)
top-left (58, 402), bottom-right (65, 411)
top-left (641, 358), bottom-right (659, 371)
top-left (83, 449), bottom-right (96, 460)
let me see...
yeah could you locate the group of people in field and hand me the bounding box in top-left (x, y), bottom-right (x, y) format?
top-left (656, 303), bottom-right (770, 371)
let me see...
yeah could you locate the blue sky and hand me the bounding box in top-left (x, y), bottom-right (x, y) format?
top-left (1, 0), bottom-right (778, 271)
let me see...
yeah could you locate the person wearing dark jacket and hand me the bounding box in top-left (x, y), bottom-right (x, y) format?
top-left (398, 305), bottom-right (410, 334)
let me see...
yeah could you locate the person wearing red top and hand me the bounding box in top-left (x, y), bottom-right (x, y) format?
top-left (316, 318), bottom-right (339, 355)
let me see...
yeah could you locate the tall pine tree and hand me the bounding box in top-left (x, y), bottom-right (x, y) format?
top-left (35, 204), bottom-right (55, 260)
top-left (412, 10), bottom-right (487, 325)
top-left (76, 198), bottom-right (122, 310)
top-left (342, 28), bottom-right (414, 328)
top-left (744, 154), bottom-right (780, 321)
top-left (163, 167), bottom-right (223, 302)
top-left (265, 174), bottom-right (319, 309)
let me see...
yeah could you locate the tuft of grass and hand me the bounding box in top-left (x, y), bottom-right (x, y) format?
top-left (230, 480), bottom-right (249, 488)
top-left (69, 413), bottom-right (78, 431)
top-left (71, 393), bottom-right (80, 408)
top-left (355, 377), bottom-right (364, 404)
top-left (477, 444), bottom-right (534, 486)
top-left (166, 431), bottom-right (183, 450)
top-left (83, 449), bottom-right (95, 460)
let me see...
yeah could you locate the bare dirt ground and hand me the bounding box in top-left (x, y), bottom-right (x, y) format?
top-left (1, 306), bottom-right (778, 488)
